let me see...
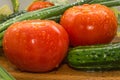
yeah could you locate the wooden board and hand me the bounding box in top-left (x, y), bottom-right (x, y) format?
top-left (1, 37), bottom-right (120, 80)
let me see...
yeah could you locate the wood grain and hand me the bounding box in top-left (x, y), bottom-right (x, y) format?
top-left (0, 37), bottom-right (120, 80)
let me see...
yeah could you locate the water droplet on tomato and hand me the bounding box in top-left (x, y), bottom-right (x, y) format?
top-left (87, 25), bottom-right (94, 30)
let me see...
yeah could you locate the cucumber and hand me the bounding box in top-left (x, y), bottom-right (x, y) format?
top-left (0, 0), bottom-right (120, 32)
top-left (0, 0), bottom-right (91, 33)
top-left (0, 5), bottom-right (61, 32)
top-left (67, 42), bottom-right (120, 71)
top-left (0, 0), bottom-right (120, 33)
top-left (70, 42), bottom-right (119, 50)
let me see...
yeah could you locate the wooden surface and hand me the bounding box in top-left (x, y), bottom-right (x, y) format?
top-left (1, 37), bottom-right (120, 80)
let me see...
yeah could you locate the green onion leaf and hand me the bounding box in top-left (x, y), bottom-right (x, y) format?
top-left (0, 66), bottom-right (16, 80)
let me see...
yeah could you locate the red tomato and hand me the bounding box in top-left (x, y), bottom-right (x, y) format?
top-left (27, 1), bottom-right (54, 11)
top-left (60, 4), bottom-right (118, 46)
top-left (3, 20), bottom-right (69, 72)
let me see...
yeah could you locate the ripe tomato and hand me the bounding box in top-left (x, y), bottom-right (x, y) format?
top-left (27, 1), bottom-right (54, 11)
top-left (60, 4), bottom-right (118, 46)
top-left (3, 20), bottom-right (69, 72)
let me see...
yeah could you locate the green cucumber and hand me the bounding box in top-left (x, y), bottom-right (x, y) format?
top-left (67, 42), bottom-right (120, 71)
top-left (0, 0), bottom-right (120, 33)
top-left (0, 0), bottom-right (91, 33)
top-left (0, 0), bottom-right (120, 32)
top-left (70, 42), bottom-right (119, 50)
top-left (0, 4), bottom-right (61, 32)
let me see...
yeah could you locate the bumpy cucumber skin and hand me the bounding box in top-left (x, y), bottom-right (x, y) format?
top-left (67, 42), bottom-right (120, 71)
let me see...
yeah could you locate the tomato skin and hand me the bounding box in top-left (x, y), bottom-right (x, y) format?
top-left (60, 4), bottom-right (118, 46)
top-left (3, 20), bottom-right (69, 72)
top-left (27, 1), bottom-right (54, 11)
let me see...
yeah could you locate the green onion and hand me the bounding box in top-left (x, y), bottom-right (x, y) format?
top-left (99, 0), bottom-right (120, 7)
top-left (11, 0), bottom-right (20, 12)
top-left (0, 66), bottom-right (16, 80)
